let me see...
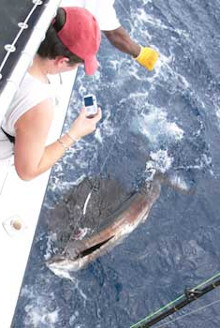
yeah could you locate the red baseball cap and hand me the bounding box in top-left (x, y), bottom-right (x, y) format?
top-left (57, 7), bottom-right (101, 75)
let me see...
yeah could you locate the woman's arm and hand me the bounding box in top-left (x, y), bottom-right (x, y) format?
top-left (14, 100), bottom-right (101, 180)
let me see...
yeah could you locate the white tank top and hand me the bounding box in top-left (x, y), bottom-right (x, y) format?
top-left (62, 0), bottom-right (120, 31)
top-left (0, 73), bottom-right (55, 160)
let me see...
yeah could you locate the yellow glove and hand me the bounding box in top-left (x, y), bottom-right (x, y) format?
top-left (135, 46), bottom-right (159, 71)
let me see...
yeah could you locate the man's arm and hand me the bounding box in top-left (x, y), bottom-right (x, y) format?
top-left (104, 26), bottom-right (159, 71)
top-left (104, 26), bottom-right (141, 57)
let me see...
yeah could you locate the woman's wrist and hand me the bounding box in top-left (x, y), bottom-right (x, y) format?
top-left (56, 131), bottom-right (80, 153)
top-left (66, 131), bottom-right (80, 142)
top-left (57, 133), bottom-right (73, 152)
top-left (57, 138), bottom-right (69, 152)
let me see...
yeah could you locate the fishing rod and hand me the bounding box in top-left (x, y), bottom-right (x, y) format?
top-left (131, 272), bottom-right (220, 328)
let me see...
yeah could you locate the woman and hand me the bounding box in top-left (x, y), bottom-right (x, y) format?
top-left (0, 7), bottom-right (102, 181)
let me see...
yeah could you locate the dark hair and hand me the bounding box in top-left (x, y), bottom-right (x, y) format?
top-left (37, 8), bottom-right (83, 65)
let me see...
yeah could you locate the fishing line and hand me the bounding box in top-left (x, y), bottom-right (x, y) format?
top-left (82, 0), bottom-right (153, 215)
top-left (118, 0), bottom-right (133, 22)
top-left (131, 272), bottom-right (220, 328)
top-left (151, 298), bottom-right (220, 328)
top-left (82, 1), bottom-right (141, 216)
top-left (82, 98), bottom-right (131, 216)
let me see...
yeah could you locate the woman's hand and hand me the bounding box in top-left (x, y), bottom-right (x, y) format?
top-left (14, 105), bottom-right (101, 180)
top-left (69, 107), bottom-right (102, 140)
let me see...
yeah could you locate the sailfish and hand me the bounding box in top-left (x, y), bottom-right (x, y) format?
top-left (46, 176), bottom-right (161, 275)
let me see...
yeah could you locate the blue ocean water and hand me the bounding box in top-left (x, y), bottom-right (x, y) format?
top-left (13, 0), bottom-right (220, 327)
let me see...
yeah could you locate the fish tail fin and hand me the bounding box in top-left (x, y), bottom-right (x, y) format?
top-left (154, 171), bottom-right (194, 195)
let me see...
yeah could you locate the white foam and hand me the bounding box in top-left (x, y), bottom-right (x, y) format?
top-left (24, 306), bottom-right (59, 327)
top-left (69, 311), bottom-right (79, 325)
top-left (20, 286), bottom-right (59, 328)
top-left (137, 106), bottom-right (184, 143)
top-left (135, 8), bottom-right (171, 31)
top-left (146, 149), bottom-right (173, 177)
top-left (44, 232), bottom-right (57, 261)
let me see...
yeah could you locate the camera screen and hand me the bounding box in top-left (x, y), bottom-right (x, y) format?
top-left (84, 96), bottom-right (93, 107)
